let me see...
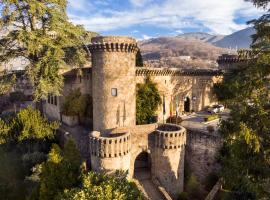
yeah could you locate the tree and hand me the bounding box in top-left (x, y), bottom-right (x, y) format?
top-left (0, 119), bottom-right (10, 145)
top-left (0, 71), bottom-right (16, 95)
top-left (57, 171), bottom-right (143, 200)
top-left (214, 1), bottom-right (270, 198)
top-left (10, 107), bottom-right (58, 142)
top-left (0, 107), bottom-right (58, 145)
top-left (136, 77), bottom-right (162, 125)
top-left (61, 88), bottom-right (92, 122)
top-left (136, 49), bottom-right (144, 67)
top-left (39, 140), bottom-right (82, 200)
top-left (0, 0), bottom-right (88, 100)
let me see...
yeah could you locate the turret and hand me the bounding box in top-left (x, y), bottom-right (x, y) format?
top-left (89, 36), bottom-right (138, 132)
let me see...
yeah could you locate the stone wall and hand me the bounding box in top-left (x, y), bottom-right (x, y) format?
top-left (136, 72), bottom-right (221, 122)
top-left (43, 98), bottom-right (61, 121)
top-left (152, 124), bottom-right (186, 199)
top-left (90, 36), bottom-right (138, 132)
top-left (89, 131), bottom-right (131, 173)
top-left (185, 128), bottom-right (223, 183)
top-left (44, 68), bottom-right (92, 122)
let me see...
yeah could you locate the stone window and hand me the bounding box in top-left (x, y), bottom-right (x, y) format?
top-left (111, 88), bottom-right (117, 97)
top-left (47, 93), bottom-right (57, 106)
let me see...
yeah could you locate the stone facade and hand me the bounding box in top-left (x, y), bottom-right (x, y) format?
top-left (43, 36), bottom-right (224, 199)
top-left (186, 128), bottom-right (222, 182)
top-left (90, 36), bottom-right (137, 132)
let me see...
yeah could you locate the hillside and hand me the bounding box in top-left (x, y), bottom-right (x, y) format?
top-left (213, 27), bottom-right (255, 49)
top-left (176, 27), bottom-right (254, 49)
top-left (139, 37), bottom-right (233, 69)
top-left (177, 32), bottom-right (225, 44)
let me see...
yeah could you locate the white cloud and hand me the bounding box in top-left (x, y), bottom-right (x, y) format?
top-left (142, 34), bottom-right (152, 40)
top-left (68, 0), bottom-right (264, 35)
top-left (175, 29), bottom-right (183, 34)
top-left (129, 0), bottom-right (153, 7)
top-left (68, 0), bottom-right (93, 13)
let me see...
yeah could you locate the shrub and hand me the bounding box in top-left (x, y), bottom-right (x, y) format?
top-left (204, 114), bottom-right (219, 122)
top-left (186, 174), bottom-right (204, 200)
top-left (62, 89), bottom-right (92, 120)
top-left (136, 77), bottom-right (161, 125)
top-left (166, 116), bottom-right (183, 124)
top-left (58, 171), bottom-right (143, 200)
top-left (9, 91), bottom-right (26, 103)
top-left (178, 192), bottom-right (188, 200)
top-left (204, 172), bottom-right (219, 191)
top-left (207, 125), bottom-right (215, 133)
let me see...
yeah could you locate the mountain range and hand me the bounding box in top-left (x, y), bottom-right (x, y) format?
top-left (139, 27), bottom-right (255, 69)
top-left (176, 27), bottom-right (255, 49)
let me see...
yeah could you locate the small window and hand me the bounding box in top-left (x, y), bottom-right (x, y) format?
top-left (111, 88), bottom-right (117, 97)
top-left (54, 96), bottom-right (57, 106)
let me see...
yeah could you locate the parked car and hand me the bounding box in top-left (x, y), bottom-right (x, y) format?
top-left (208, 105), bottom-right (224, 114)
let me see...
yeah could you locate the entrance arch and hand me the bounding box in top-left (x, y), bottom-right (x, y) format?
top-left (134, 151), bottom-right (151, 179)
top-left (184, 97), bottom-right (190, 112)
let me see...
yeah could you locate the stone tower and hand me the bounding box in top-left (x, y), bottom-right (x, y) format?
top-left (89, 36), bottom-right (138, 132)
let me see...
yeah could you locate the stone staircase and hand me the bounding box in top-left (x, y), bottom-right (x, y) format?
top-left (134, 169), bottom-right (166, 200)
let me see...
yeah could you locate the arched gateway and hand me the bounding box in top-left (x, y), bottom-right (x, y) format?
top-left (134, 151), bottom-right (151, 180)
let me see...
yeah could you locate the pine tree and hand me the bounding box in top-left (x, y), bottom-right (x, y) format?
top-left (136, 49), bottom-right (144, 67)
top-left (0, 0), bottom-right (89, 100)
top-left (214, 1), bottom-right (270, 198)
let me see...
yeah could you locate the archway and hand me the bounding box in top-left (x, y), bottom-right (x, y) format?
top-left (184, 97), bottom-right (190, 112)
top-left (134, 151), bottom-right (151, 179)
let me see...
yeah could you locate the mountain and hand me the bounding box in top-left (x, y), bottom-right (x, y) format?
top-left (139, 37), bottom-right (233, 69)
top-left (138, 27), bottom-right (254, 69)
top-left (176, 27), bottom-right (255, 49)
top-left (177, 32), bottom-right (225, 44)
top-left (213, 27), bottom-right (255, 49)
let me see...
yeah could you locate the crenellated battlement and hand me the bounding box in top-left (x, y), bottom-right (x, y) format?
top-left (89, 36), bottom-right (138, 53)
top-left (155, 124), bottom-right (186, 149)
top-left (136, 67), bottom-right (223, 76)
top-left (89, 131), bottom-right (131, 158)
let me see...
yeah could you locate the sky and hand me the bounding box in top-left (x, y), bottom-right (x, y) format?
top-left (67, 0), bottom-right (264, 40)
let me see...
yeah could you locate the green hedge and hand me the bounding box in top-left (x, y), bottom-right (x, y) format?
top-left (204, 114), bottom-right (219, 122)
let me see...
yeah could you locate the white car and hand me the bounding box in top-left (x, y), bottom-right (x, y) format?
top-left (208, 105), bottom-right (224, 114)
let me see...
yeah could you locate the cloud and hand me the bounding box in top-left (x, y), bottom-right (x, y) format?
top-left (175, 30), bottom-right (183, 34)
top-left (68, 0), bottom-right (263, 35)
top-left (129, 0), bottom-right (153, 7)
top-left (68, 0), bottom-right (93, 13)
top-left (142, 34), bottom-right (152, 40)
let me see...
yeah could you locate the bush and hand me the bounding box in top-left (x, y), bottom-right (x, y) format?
top-left (186, 174), bottom-right (204, 200)
top-left (136, 77), bottom-right (161, 125)
top-left (207, 125), bottom-right (215, 133)
top-left (166, 116), bottom-right (183, 124)
top-left (58, 171), bottom-right (143, 200)
top-left (9, 91), bottom-right (27, 103)
top-left (204, 172), bottom-right (219, 191)
top-left (204, 114), bottom-right (219, 122)
top-left (62, 89), bottom-right (92, 120)
top-left (178, 192), bottom-right (188, 200)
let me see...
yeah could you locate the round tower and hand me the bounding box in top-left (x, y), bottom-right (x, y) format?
top-left (152, 124), bottom-right (187, 199)
top-left (89, 36), bottom-right (138, 132)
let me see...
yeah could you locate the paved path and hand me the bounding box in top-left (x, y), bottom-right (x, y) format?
top-left (134, 169), bottom-right (166, 200)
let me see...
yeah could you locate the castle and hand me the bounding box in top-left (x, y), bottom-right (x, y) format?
top-left (44, 36), bottom-right (224, 199)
